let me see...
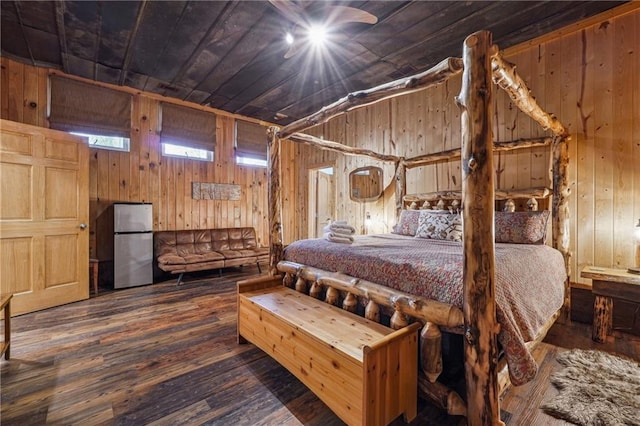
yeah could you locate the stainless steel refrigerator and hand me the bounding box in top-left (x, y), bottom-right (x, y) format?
top-left (112, 203), bottom-right (153, 289)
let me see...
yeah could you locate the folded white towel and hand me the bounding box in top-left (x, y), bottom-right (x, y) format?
top-left (322, 220), bottom-right (356, 235)
top-left (329, 223), bottom-right (356, 235)
top-left (323, 232), bottom-right (354, 244)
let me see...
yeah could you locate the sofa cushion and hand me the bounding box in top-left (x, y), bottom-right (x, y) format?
top-left (252, 247), bottom-right (270, 256)
top-left (218, 250), bottom-right (245, 259)
top-left (210, 229), bottom-right (227, 251)
top-left (181, 252), bottom-right (225, 263)
top-left (176, 232), bottom-right (195, 245)
top-left (235, 228), bottom-right (259, 249)
top-left (154, 232), bottom-right (178, 257)
top-left (193, 230), bottom-right (213, 254)
top-left (157, 253), bottom-right (187, 265)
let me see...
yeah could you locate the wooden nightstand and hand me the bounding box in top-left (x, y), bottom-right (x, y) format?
top-left (580, 266), bottom-right (640, 343)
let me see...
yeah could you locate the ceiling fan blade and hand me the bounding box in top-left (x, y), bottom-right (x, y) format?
top-left (268, 0), bottom-right (306, 24)
top-left (324, 5), bottom-right (378, 26)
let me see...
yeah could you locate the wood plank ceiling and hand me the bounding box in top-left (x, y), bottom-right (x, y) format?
top-left (0, 1), bottom-right (626, 124)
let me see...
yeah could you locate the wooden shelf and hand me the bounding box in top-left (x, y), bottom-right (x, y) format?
top-left (581, 266), bottom-right (640, 286)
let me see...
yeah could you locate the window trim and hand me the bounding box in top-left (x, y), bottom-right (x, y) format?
top-left (236, 155), bottom-right (267, 168)
top-left (71, 132), bottom-right (130, 152)
top-left (161, 142), bottom-right (214, 162)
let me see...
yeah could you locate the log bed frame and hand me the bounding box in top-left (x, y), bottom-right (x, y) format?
top-left (265, 31), bottom-right (571, 424)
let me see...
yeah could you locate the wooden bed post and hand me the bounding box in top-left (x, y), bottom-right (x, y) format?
top-left (395, 159), bottom-right (406, 221)
top-left (267, 127), bottom-right (284, 276)
top-left (552, 136), bottom-right (571, 323)
top-left (456, 30), bottom-right (502, 425)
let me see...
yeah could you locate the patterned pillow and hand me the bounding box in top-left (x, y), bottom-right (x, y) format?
top-left (391, 209), bottom-right (420, 236)
top-left (495, 210), bottom-right (550, 244)
top-left (415, 211), bottom-right (462, 241)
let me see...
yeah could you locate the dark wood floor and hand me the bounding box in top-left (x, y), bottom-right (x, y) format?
top-left (1, 267), bottom-right (639, 425)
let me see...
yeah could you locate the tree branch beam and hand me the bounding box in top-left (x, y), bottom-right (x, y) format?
top-left (278, 57), bottom-right (463, 139)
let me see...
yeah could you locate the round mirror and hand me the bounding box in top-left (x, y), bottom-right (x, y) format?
top-left (349, 166), bottom-right (383, 202)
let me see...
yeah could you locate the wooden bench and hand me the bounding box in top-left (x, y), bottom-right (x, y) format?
top-left (237, 276), bottom-right (419, 426)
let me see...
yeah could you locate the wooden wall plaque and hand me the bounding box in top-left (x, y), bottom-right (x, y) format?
top-left (192, 182), bottom-right (241, 200)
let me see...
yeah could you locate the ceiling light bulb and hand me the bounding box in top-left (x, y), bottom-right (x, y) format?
top-left (285, 32), bottom-right (294, 45)
top-left (308, 24), bottom-right (327, 45)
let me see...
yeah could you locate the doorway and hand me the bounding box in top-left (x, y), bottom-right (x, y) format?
top-left (308, 166), bottom-right (335, 238)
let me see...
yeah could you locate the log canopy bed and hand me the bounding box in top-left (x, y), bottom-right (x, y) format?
top-left (242, 31), bottom-right (571, 425)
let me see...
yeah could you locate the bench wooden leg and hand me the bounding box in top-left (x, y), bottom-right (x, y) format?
top-left (1, 295), bottom-right (11, 360)
top-left (4, 303), bottom-right (9, 360)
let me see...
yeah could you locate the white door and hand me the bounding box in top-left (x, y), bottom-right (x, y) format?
top-left (316, 170), bottom-right (335, 237)
top-left (308, 166), bottom-right (335, 238)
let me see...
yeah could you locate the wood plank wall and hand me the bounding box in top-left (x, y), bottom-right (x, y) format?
top-left (1, 7), bottom-right (638, 284)
top-left (0, 58), bottom-right (269, 258)
top-left (281, 8), bottom-right (640, 284)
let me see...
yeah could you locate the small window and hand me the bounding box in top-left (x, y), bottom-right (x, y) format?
top-left (161, 142), bottom-right (213, 162)
top-left (71, 132), bottom-right (130, 152)
top-left (236, 155), bottom-right (267, 168)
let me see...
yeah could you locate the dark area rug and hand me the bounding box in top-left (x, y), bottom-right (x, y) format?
top-left (541, 349), bottom-right (640, 425)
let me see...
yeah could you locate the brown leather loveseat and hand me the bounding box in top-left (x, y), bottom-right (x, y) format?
top-left (154, 227), bottom-right (269, 284)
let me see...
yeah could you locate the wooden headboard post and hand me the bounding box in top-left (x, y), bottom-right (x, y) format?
top-left (267, 126), bottom-right (284, 276)
top-left (395, 160), bottom-right (406, 223)
top-left (457, 30), bottom-right (501, 425)
top-left (552, 136), bottom-right (571, 322)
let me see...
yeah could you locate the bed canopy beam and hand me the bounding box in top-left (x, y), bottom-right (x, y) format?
top-left (404, 136), bottom-right (552, 168)
top-left (282, 130), bottom-right (554, 223)
top-left (286, 132), bottom-right (401, 162)
top-left (491, 53), bottom-right (570, 139)
top-left (278, 52), bottom-right (569, 142)
top-left (278, 57), bottom-right (464, 139)
top-left (287, 132), bottom-right (552, 168)
top-left (403, 186), bottom-right (551, 203)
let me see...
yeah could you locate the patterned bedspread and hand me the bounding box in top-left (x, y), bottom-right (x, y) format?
top-left (283, 234), bottom-right (566, 386)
